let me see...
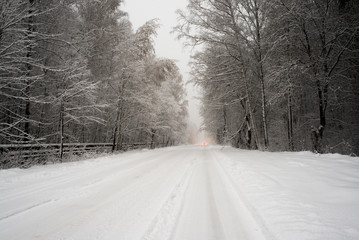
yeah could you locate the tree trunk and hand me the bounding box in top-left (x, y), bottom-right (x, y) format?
top-left (24, 0), bottom-right (35, 141)
top-left (244, 76), bottom-right (259, 150)
top-left (150, 129), bottom-right (156, 149)
top-left (111, 125), bottom-right (118, 151)
top-left (36, 84), bottom-right (47, 139)
top-left (254, 2), bottom-right (269, 149)
top-left (260, 76), bottom-right (269, 149)
top-left (59, 98), bottom-right (64, 160)
top-left (287, 88), bottom-right (294, 151)
top-left (82, 122), bottom-right (85, 143)
top-left (314, 79), bottom-right (327, 153)
top-left (285, 20), bottom-right (294, 151)
top-left (112, 99), bottom-right (123, 152)
top-left (111, 109), bottom-right (119, 152)
top-left (226, 2), bottom-right (259, 149)
top-left (223, 105), bottom-right (227, 143)
top-left (246, 114), bottom-right (252, 149)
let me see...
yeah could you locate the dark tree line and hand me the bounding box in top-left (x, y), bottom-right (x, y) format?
top-left (176, 0), bottom-right (359, 154)
top-left (0, 0), bottom-right (188, 158)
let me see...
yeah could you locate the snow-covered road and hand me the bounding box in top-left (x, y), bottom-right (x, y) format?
top-left (1, 145), bottom-right (359, 240)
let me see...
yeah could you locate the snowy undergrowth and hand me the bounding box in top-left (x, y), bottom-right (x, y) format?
top-left (1, 148), bottom-right (152, 169)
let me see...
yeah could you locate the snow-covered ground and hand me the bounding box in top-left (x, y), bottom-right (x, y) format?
top-left (1, 145), bottom-right (358, 240)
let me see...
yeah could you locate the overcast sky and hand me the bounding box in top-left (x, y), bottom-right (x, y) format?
top-left (122, 0), bottom-right (202, 130)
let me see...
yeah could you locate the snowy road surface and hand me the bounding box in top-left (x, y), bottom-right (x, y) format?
top-left (1, 145), bottom-right (359, 240)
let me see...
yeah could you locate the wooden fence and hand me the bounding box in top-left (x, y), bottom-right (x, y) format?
top-left (0, 142), bottom-right (148, 169)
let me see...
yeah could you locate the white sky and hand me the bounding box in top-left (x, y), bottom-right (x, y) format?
top-left (122, 0), bottom-right (203, 130)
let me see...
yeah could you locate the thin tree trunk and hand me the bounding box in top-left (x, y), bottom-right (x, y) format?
top-left (287, 88), bottom-right (294, 151)
top-left (260, 76), bottom-right (269, 149)
top-left (150, 129), bottom-right (156, 149)
top-left (111, 115), bottom-right (118, 152)
top-left (116, 105), bottom-right (124, 151)
top-left (223, 105), bottom-right (227, 143)
top-left (24, 0), bottom-right (35, 141)
top-left (117, 120), bottom-right (122, 150)
top-left (286, 20), bottom-right (294, 151)
top-left (112, 101), bottom-right (121, 152)
top-left (254, 2), bottom-right (269, 149)
top-left (59, 98), bottom-right (64, 160)
top-left (82, 123), bottom-right (85, 143)
top-left (36, 83), bottom-right (47, 139)
top-left (244, 76), bottom-right (259, 150)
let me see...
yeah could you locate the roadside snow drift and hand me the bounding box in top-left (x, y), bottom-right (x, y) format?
top-left (1, 145), bottom-right (358, 240)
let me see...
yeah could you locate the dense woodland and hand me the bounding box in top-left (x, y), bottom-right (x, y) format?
top-left (176, 0), bottom-right (359, 155)
top-left (1, 0), bottom-right (358, 164)
top-left (0, 0), bottom-right (188, 156)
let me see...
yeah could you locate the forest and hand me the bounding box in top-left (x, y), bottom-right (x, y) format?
top-left (176, 0), bottom-right (359, 155)
top-left (1, 0), bottom-right (358, 168)
top-left (0, 0), bottom-right (188, 162)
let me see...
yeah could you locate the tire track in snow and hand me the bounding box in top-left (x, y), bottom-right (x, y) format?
top-left (212, 149), bottom-right (277, 240)
top-left (0, 150), bottom-right (166, 203)
top-left (48, 150), bottom-right (196, 240)
top-left (0, 150), bottom-right (188, 240)
top-left (0, 150), bottom-right (175, 222)
top-left (169, 149), bottom-right (228, 240)
top-left (167, 147), bottom-right (272, 240)
top-left (206, 148), bottom-right (266, 239)
top-left (141, 157), bottom-right (197, 240)
top-left (0, 199), bottom-right (54, 221)
top-left (54, 155), bottom-right (183, 236)
top-left (203, 156), bottom-right (226, 239)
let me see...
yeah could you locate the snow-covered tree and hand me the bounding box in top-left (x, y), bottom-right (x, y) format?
top-left (1, 0), bottom-right (189, 165)
top-left (177, 0), bottom-right (359, 155)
